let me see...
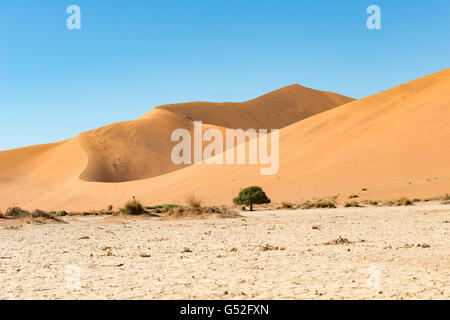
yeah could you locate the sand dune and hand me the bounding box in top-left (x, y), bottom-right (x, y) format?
top-left (78, 109), bottom-right (230, 182)
top-left (0, 69), bottom-right (449, 211)
top-left (0, 84), bottom-right (351, 184)
top-left (139, 84), bottom-right (353, 129)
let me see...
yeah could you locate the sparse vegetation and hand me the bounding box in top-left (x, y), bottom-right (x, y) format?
top-left (298, 201), bottom-right (313, 209)
top-left (0, 207), bottom-right (63, 223)
top-left (67, 210), bottom-right (111, 216)
top-left (394, 197), bottom-right (413, 206)
top-left (441, 194), bottom-right (450, 204)
top-left (120, 196), bottom-right (145, 215)
top-left (233, 186), bottom-right (271, 211)
top-left (260, 244), bottom-right (285, 251)
top-left (146, 204), bottom-right (180, 214)
top-left (423, 196), bottom-right (440, 202)
top-left (382, 197), bottom-right (414, 206)
top-left (296, 198), bottom-right (337, 209)
top-left (312, 199), bottom-right (336, 208)
top-left (51, 210), bottom-right (68, 217)
top-left (348, 194), bottom-right (359, 199)
top-left (280, 202), bottom-right (294, 209)
top-left (165, 205), bottom-right (238, 220)
top-left (325, 236), bottom-right (353, 245)
top-left (147, 204), bottom-right (179, 210)
top-left (345, 201), bottom-right (360, 207)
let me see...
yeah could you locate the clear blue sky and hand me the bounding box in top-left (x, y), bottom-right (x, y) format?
top-left (0, 0), bottom-right (449, 151)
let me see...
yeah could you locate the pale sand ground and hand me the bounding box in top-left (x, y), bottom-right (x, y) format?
top-left (1, 203), bottom-right (449, 300)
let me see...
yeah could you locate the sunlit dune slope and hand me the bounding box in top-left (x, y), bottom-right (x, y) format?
top-left (0, 84), bottom-right (351, 183)
top-left (155, 68), bottom-right (450, 204)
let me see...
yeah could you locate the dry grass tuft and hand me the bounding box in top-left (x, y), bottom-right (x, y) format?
top-left (184, 193), bottom-right (202, 208)
top-left (441, 194), bottom-right (450, 204)
top-left (313, 199), bottom-right (337, 208)
top-left (383, 197), bottom-right (414, 206)
top-left (325, 236), bottom-right (353, 245)
top-left (345, 201), bottom-right (360, 208)
top-left (394, 197), bottom-right (413, 206)
top-left (260, 244), bottom-right (285, 251)
top-left (1, 207), bottom-right (64, 224)
top-left (164, 205), bottom-right (239, 220)
top-left (280, 202), bottom-right (295, 209)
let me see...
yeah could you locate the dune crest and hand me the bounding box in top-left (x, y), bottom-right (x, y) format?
top-left (139, 84), bottom-right (353, 129)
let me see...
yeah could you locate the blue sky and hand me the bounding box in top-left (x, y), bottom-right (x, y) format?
top-left (0, 0), bottom-right (449, 151)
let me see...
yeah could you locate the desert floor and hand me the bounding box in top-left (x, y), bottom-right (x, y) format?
top-left (1, 203), bottom-right (449, 300)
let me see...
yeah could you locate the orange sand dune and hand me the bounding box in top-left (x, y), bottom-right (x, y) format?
top-left (0, 84), bottom-right (351, 183)
top-left (0, 70), bottom-right (449, 211)
top-left (139, 84), bottom-right (353, 129)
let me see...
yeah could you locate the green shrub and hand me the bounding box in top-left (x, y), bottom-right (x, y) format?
top-left (233, 186), bottom-right (271, 211)
top-left (51, 210), bottom-right (68, 217)
top-left (120, 196), bottom-right (145, 215)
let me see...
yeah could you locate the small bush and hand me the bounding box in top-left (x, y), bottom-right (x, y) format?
top-left (412, 198), bottom-right (421, 203)
top-left (348, 194), bottom-right (359, 199)
top-left (394, 197), bottom-right (413, 206)
top-left (51, 210), bottom-right (68, 217)
top-left (107, 205), bottom-right (113, 211)
top-left (345, 201), bottom-right (360, 208)
top-left (280, 202), bottom-right (294, 209)
top-left (184, 193), bottom-right (202, 208)
top-left (298, 201), bottom-right (313, 209)
top-left (313, 199), bottom-right (336, 208)
top-left (120, 196), bottom-right (145, 215)
top-left (168, 206), bottom-right (186, 217)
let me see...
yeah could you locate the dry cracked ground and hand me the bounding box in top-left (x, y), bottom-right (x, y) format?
top-left (1, 204), bottom-right (449, 299)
